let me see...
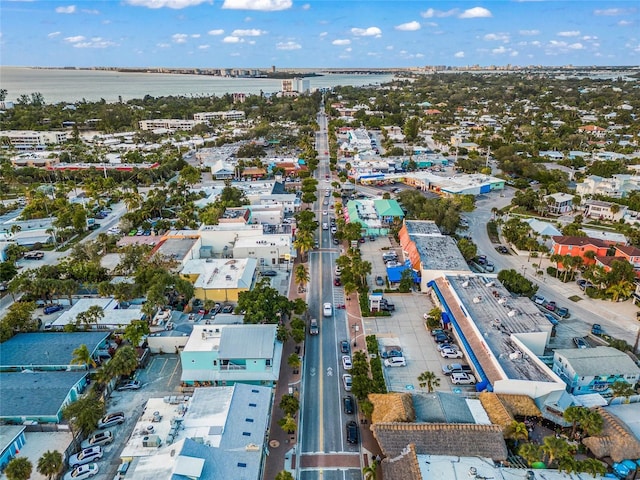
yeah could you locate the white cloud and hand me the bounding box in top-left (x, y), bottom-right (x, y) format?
top-left (395, 21), bottom-right (421, 31)
top-left (191, 34), bottom-right (201, 38)
top-left (208, 29), bottom-right (224, 36)
top-left (332, 39), bottom-right (351, 46)
top-left (491, 45), bottom-right (518, 56)
top-left (172, 33), bottom-right (189, 43)
top-left (276, 41), bottom-right (301, 50)
top-left (454, 51), bottom-right (465, 58)
top-left (64, 35), bottom-right (86, 43)
top-left (425, 22), bottom-right (438, 27)
top-left (345, 47), bottom-right (352, 52)
top-left (198, 44), bottom-right (210, 49)
top-left (55, 5), bottom-right (76, 14)
top-left (557, 30), bottom-right (580, 37)
top-left (73, 37), bottom-right (117, 48)
top-left (156, 43), bottom-right (170, 48)
top-left (519, 29), bottom-right (539, 36)
top-left (223, 36), bottom-right (242, 43)
top-left (48, 31), bottom-right (61, 38)
top-left (568, 42), bottom-right (584, 50)
top-left (459, 7), bottom-right (492, 18)
top-left (531, 40), bottom-right (541, 47)
top-left (222, 0), bottom-right (292, 11)
top-left (618, 20), bottom-right (632, 26)
top-left (319, 32), bottom-right (328, 37)
top-left (421, 8), bottom-right (457, 18)
top-left (483, 32), bottom-right (510, 42)
top-left (351, 26), bottom-right (382, 37)
top-left (81, 9), bottom-right (100, 14)
top-left (594, 7), bottom-right (635, 16)
top-left (582, 35), bottom-right (598, 41)
top-left (301, 3), bottom-right (310, 10)
top-left (231, 28), bottom-right (266, 36)
top-left (125, 0), bottom-right (208, 8)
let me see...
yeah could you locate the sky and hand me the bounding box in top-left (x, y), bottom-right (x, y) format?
top-left (1, 0), bottom-right (639, 68)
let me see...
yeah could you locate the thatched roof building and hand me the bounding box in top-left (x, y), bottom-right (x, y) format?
top-left (371, 423), bottom-right (508, 460)
top-left (583, 406), bottom-right (640, 463)
top-left (369, 393), bottom-right (416, 423)
top-left (380, 443), bottom-right (422, 480)
top-left (479, 392), bottom-right (514, 429)
top-left (496, 393), bottom-right (542, 418)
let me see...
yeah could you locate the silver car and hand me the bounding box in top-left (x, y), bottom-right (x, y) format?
top-left (80, 431), bottom-right (113, 449)
top-left (69, 447), bottom-right (103, 467)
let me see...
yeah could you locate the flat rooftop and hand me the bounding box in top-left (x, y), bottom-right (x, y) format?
top-left (415, 236), bottom-right (470, 271)
top-left (181, 258), bottom-right (256, 290)
top-left (445, 275), bottom-right (556, 383)
top-left (184, 324), bottom-right (276, 359)
top-left (234, 235), bottom-right (291, 249)
top-left (53, 298), bottom-right (143, 329)
top-left (154, 237), bottom-right (198, 262)
top-left (404, 220), bottom-right (444, 236)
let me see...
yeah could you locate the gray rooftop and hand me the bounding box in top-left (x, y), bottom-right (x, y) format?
top-left (0, 332), bottom-right (110, 368)
top-left (404, 220), bottom-right (442, 236)
top-left (554, 346), bottom-right (640, 376)
top-left (155, 237), bottom-right (199, 262)
top-left (0, 371), bottom-right (87, 417)
top-left (413, 392), bottom-right (476, 424)
top-left (447, 275), bottom-right (556, 382)
top-left (218, 325), bottom-right (276, 359)
top-left (415, 236), bottom-right (470, 271)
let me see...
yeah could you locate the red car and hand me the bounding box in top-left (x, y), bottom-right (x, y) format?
top-left (198, 308), bottom-right (209, 315)
top-left (334, 278), bottom-right (341, 286)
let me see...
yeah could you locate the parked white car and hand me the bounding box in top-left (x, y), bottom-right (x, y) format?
top-left (69, 447), bottom-right (103, 467)
top-left (440, 347), bottom-right (464, 359)
top-left (451, 372), bottom-right (477, 385)
top-left (342, 374), bottom-right (352, 391)
top-left (384, 357), bottom-right (407, 367)
top-left (64, 463), bottom-right (99, 480)
top-left (342, 355), bottom-right (352, 370)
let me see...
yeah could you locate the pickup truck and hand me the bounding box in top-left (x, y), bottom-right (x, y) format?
top-left (442, 363), bottom-right (473, 376)
top-left (591, 324), bottom-right (604, 335)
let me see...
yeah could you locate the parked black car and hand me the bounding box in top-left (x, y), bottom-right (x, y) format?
top-left (346, 420), bottom-right (359, 444)
top-left (343, 395), bottom-right (354, 414)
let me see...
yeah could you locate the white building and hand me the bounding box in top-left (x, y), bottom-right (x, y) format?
top-left (52, 298), bottom-right (144, 330)
top-left (193, 110), bottom-right (246, 121)
top-left (281, 77), bottom-right (310, 94)
top-left (576, 174), bottom-right (640, 199)
top-left (138, 119), bottom-right (205, 131)
top-left (1, 130), bottom-right (68, 150)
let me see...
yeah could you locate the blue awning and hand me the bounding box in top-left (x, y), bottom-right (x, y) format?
top-left (387, 265), bottom-right (420, 283)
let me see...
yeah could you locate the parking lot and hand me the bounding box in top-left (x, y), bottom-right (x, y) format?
top-left (358, 238), bottom-right (477, 395)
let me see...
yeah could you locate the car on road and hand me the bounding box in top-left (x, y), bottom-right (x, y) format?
top-left (380, 299), bottom-right (395, 311)
top-left (340, 340), bottom-right (350, 354)
top-left (69, 447), bottom-right (103, 467)
top-left (97, 412), bottom-right (125, 429)
top-left (63, 463), bottom-right (99, 480)
top-left (323, 302), bottom-right (333, 317)
top-left (116, 380), bottom-right (141, 391)
top-left (43, 304), bottom-right (64, 315)
top-left (384, 356), bottom-right (406, 367)
top-left (322, 222), bottom-right (329, 230)
top-left (381, 349), bottom-right (403, 359)
top-left (346, 420), bottom-right (359, 444)
top-left (342, 355), bottom-right (352, 370)
top-left (375, 276), bottom-right (384, 286)
top-left (441, 363), bottom-right (473, 376)
top-left (81, 431), bottom-right (113, 449)
top-left (544, 301), bottom-right (557, 312)
top-left (343, 395), bottom-right (354, 414)
top-left (532, 294), bottom-right (545, 305)
top-left (331, 226), bottom-right (337, 234)
top-left (591, 324), bottom-right (604, 335)
top-left (434, 332), bottom-right (453, 344)
top-left (496, 245), bottom-right (509, 254)
top-left (574, 337), bottom-right (589, 349)
top-left (451, 372), bottom-right (477, 385)
top-left (334, 278), bottom-right (341, 286)
top-left (333, 237), bottom-right (340, 245)
top-left (544, 313), bottom-right (559, 326)
top-left (261, 270), bottom-right (278, 277)
top-left (556, 307), bottom-right (569, 318)
top-left (309, 319), bottom-right (319, 336)
top-left (441, 347), bottom-right (464, 359)
top-left (342, 374), bottom-right (352, 391)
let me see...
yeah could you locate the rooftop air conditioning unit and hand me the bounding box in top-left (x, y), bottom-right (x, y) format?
top-left (472, 296), bottom-right (481, 304)
top-left (507, 309), bottom-right (517, 317)
top-left (462, 281), bottom-right (469, 288)
top-left (142, 434), bottom-right (162, 447)
top-left (485, 281), bottom-right (495, 287)
top-left (498, 298), bottom-right (507, 304)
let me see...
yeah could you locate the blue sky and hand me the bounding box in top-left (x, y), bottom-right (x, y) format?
top-left (1, 0), bottom-right (639, 68)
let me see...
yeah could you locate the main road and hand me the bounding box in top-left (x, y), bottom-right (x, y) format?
top-left (297, 107), bottom-right (362, 479)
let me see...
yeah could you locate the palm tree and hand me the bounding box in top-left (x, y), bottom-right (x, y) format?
top-left (563, 405), bottom-right (585, 439)
top-left (274, 472), bottom-right (294, 480)
top-left (550, 253), bottom-right (563, 277)
top-left (557, 455), bottom-right (579, 475)
top-left (518, 443), bottom-right (542, 466)
top-left (417, 371), bottom-right (440, 393)
top-left (610, 380), bottom-right (636, 401)
top-left (580, 410), bottom-right (603, 436)
top-left (109, 345), bottom-right (139, 378)
top-left (294, 264), bottom-right (309, 292)
top-left (362, 460), bottom-right (379, 480)
top-left (606, 280), bottom-right (633, 302)
top-left (578, 458), bottom-right (607, 477)
top-left (71, 344), bottom-right (96, 369)
top-left (293, 230), bottom-right (315, 262)
top-left (62, 392), bottom-right (105, 436)
top-left (278, 413), bottom-right (297, 434)
top-left (541, 435), bottom-right (570, 465)
top-left (506, 420), bottom-right (529, 446)
top-left (37, 450), bottom-right (63, 480)
top-left (4, 457), bottom-right (32, 480)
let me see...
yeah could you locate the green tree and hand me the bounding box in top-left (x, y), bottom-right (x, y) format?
top-left (37, 450), bottom-right (63, 480)
top-left (75, 305), bottom-right (105, 329)
top-left (457, 238), bottom-right (478, 262)
top-left (610, 380), bottom-right (635, 400)
top-left (179, 165), bottom-right (201, 186)
top-left (236, 279), bottom-right (292, 324)
top-left (279, 394), bottom-right (300, 416)
top-left (563, 405), bottom-right (585, 439)
top-left (580, 410), bottom-right (603, 436)
top-left (541, 435), bottom-right (571, 465)
top-left (4, 457), bottom-right (32, 480)
top-left (71, 344), bottom-right (96, 369)
top-left (62, 392), bottom-right (105, 436)
top-left (363, 460), bottom-right (379, 480)
top-left (417, 371), bottom-right (440, 393)
top-left (287, 352), bottom-right (301, 371)
top-left (294, 264), bottom-right (309, 291)
top-left (275, 471), bottom-right (294, 480)
top-left (123, 320), bottom-right (150, 347)
top-left (0, 261), bottom-right (18, 282)
top-left (506, 420), bottom-right (529, 446)
top-left (578, 458), bottom-right (607, 477)
top-left (108, 345), bottom-right (139, 378)
top-left (278, 413), bottom-right (297, 434)
top-left (557, 456), bottom-right (579, 475)
top-left (518, 443), bottom-right (543, 466)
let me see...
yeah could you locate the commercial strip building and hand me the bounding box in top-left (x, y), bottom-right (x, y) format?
top-left (180, 257), bottom-right (257, 303)
top-left (0, 130), bottom-right (69, 149)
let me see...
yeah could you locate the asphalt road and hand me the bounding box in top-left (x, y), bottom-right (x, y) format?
top-left (298, 108), bottom-right (361, 479)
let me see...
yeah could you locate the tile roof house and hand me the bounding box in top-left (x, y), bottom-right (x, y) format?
top-left (380, 443), bottom-right (422, 480)
top-left (615, 245), bottom-right (640, 270)
top-left (551, 236), bottom-right (610, 264)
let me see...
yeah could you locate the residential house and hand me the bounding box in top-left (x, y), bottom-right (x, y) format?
top-left (616, 245), bottom-right (640, 270)
top-left (180, 258), bottom-right (256, 302)
top-left (210, 160), bottom-right (236, 180)
top-left (578, 125), bottom-right (607, 137)
top-left (551, 236), bottom-right (610, 264)
top-left (538, 151), bottom-right (565, 161)
top-left (180, 324), bottom-right (282, 386)
top-left (584, 200), bottom-right (627, 221)
top-left (552, 346), bottom-right (640, 395)
top-left (544, 192), bottom-right (575, 215)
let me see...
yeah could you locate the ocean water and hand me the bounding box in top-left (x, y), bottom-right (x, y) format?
top-left (0, 67), bottom-right (395, 104)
